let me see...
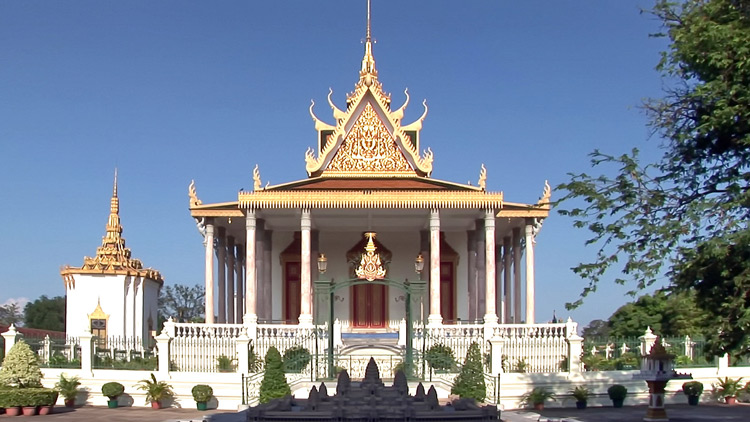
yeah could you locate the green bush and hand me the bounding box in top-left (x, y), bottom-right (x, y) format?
top-left (521, 387), bottom-right (556, 406)
top-left (282, 346), bottom-right (311, 373)
top-left (0, 388), bottom-right (58, 407)
top-left (191, 384), bottom-right (213, 402)
top-left (450, 342), bottom-right (486, 402)
top-left (259, 347), bottom-right (291, 403)
top-left (425, 344), bottom-right (456, 371)
top-left (0, 340), bottom-right (43, 388)
top-left (682, 381), bottom-right (704, 397)
top-left (101, 382), bottom-right (125, 400)
top-left (217, 355), bottom-right (236, 372)
top-left (607, 384), bottom-right (628, 400)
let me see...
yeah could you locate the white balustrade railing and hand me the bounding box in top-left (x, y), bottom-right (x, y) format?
top-left (492, 323), bottom-right (571, 373)
top-left (418, 323), bottom-right (487, 366)
top-left (169, 322), bottom-right (242, 372)
top-left (173, 322), bottom-right (244, 339)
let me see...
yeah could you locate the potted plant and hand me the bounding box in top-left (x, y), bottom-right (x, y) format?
top-left (570, 386), bottom-right (590, 409)
top-left (191, 384), bottom-right (213, 410)
top-left (282, 346), bottom-right (312, 373)
top-left (607, 384), bottom-right (627, 408)
top-left (102, 381), bottom-right (125, 408)
top-left (34, 388), bottom-right (59, 415)
top-left (136, 373), bottom-right (174, 409)
top-left (521, 387), bottom-right (556, 411)
top-left (714, 377), bottom-right (743, 405)
top-left (682, 381), bottom-right (703, 406)
top-left (425, 344), bottom-right (455, 372)
top-left (55, 374), bottom-right (81, 408)
top-left (216, 354), bottom-right (236, 372)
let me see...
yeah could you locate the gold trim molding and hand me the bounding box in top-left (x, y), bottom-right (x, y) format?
top-left (238, 190), bottom-right (503, 209)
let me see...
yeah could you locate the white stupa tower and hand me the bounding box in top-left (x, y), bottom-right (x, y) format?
top-left (60, 170), bottom-right (163, 339)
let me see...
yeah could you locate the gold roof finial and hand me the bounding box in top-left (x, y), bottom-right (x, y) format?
top-left (360, 0), bottom-right (377, 85)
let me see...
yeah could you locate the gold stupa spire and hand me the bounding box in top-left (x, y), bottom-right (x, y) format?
top-left (60, 169), bottom-right (163, 284)
top-left (359, 0), bottom-right (377, 85)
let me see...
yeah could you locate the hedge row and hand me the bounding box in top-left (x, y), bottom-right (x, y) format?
top-left (0, 388), bottom-right (58, 407)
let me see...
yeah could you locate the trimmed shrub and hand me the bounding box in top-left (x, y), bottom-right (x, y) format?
top-left (101, 382), bottom-right (125, 400)
top-left (259, 347), bottom-right (291, 403)
top-left (282, 346), bottom-right (311, 373)
top-left (191, 384), bottom-right (213, 402)
top-left (0, 387), bottom-right (58, 407)
top-left (425, 344), bottom-right (455, 371)
top-left (450, 342), bottom-right (486, 402)
top-left (0, 340), bottom-right (43, 388)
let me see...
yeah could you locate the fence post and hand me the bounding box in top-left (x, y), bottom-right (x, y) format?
top-left (79, 330), bottom-right (94, 375)
top-left (639, 326), bottom-right (657, 368)
top-left (683, 335), bottom-right (693, 359)
top-left (333, 319), bottom-right (343, 348)
top-left (236, 329), bottom-right (251, 374)
top-left (717, 353), bottom-right (729, 374)
top-left (567, 332), bottom-right (584, 373)
top-left (155, 318), bottom-right (173, 378)
top-left (488, 336), bottom-right (506, 374)
top-left (2, 324), bottom-right (22, 356)
top-left (398, 318), bottom-right (406, 347)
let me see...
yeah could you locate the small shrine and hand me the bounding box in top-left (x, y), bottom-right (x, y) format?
top-left (245, 358), bottom-right (498, 421)
top-left (633, 338), bottom-right (691, 422)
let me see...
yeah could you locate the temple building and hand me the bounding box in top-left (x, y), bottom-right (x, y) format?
top-left (188, 5), bottom-right (549, 331)
top-left (60, 170), bottom-right (163, 339)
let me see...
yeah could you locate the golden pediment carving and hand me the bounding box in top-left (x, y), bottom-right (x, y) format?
top-left (324, 103), bottom-right (412, 174)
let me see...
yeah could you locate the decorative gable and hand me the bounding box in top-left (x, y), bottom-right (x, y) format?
top-left (325, 103), bottom-right (413, 175)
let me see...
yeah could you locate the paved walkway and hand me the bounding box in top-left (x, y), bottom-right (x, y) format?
top-left (24, 403), bottom-right (750, 421)
top-left (502, 403), bottom-right (750, 422)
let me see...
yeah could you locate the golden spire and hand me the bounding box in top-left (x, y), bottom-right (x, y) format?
top-left (360, 0), bottom-right (377, 85)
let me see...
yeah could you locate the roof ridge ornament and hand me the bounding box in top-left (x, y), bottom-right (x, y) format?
top-left (188, 180), bottom-right (203, 207)
top-left (360, 0), bottom-right (377, 86)
top-left (478, 164), bottom-right (487, 191)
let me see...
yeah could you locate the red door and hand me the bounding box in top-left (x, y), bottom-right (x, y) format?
top-left (352, 284), bottom-right (387, 329)
top-left (440, 262), bottom-right (455, 323)
top-left (284, 262), bottom-right (301, 324)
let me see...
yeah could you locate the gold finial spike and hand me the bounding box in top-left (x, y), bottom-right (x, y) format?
top-left (360, 0), bottom-right (377, 84)
top-left (113, 168), bottom-right (118, 198)
top-left (110, 168), bottom-right (120, 215)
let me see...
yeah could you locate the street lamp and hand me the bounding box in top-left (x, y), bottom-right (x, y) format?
top-left (415, 253), bottom-right (424, 274)
top-left (317, 253), bottom-right (328, 274)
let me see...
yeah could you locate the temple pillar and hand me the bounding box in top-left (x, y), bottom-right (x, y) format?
top-left (475, 219), bottom-right (486, 318)
top-left (525, 219), bottom-right (536, 324)
top-left (495, 244), bottom-right (503, 324)
top-left (263, 230), bottom-right (273, 321)
top-left (466, 230), bottom-right (477, 321)
top-left (227, 236), bottom-right (235, 324)
top-left (244, 210), bottom-right (257, 324)
top-left (484, 210), bottom-right (498, 324)
top-left (235, 244), bottom-right (244, 322)
top-left (428, 209), bottom-right (442, 325)
top-left (512, 227), bottom-right (522, 322)
top-left (255, 220), bottom-right (266, 321)
top-left (204, 220), bottom-right (215, 324)
top-left (217, 227), bottom-right (226, 323)
top-left (299, 209), bottom-right (313, 326)
top-left (502, 236), bottom-right (512, 323)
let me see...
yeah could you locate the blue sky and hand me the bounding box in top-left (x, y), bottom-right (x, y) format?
top-left (0, 1), bottom-right (668, 327)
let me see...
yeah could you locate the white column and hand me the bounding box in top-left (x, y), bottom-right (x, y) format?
top-left (217, 227), bottom-right (226, 324)
top-left (484, 210), bottom-right (498, 324)
top-left (204, 221), bottom-right (215, 323)
top-left (299, 209), bottom-right (313, 325)
top-left (244, 210), bottom-right (257, 324)
top-left (263, 230), bottom-right (273, 321)
top-left (503, 236), bottom-right (512, 323)
top-left (512, 227), bottom-right (522, 322)
top-left (524, 219), bottom-right (536, 324)
top-left (227, 236), bottom-right (235, 324)
top-left (428, 209), bottom-right (442, 325)
top-left (135, 278), bottom-right (144, 338)
top-left (255, 220), bottom-right (265, 321)
top-left (475, 220), bottom-right (486, 317)
top-left (235, 244), bottom-right (244, 322)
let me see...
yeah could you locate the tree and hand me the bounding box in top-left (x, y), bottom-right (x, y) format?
top-left (557, 0), bottom-right (750, 357)
top-left (581, 319), bottom-right (611, 338)
top-left (0, 340), bottom-right (43, 388)
top-left (258, 346), bottom-right (291, 404)
top-left (24, 296), bottom-right (65, 331)
top-left (0, 302), bottom-right (23, 326)
top-left (158, 283), bottom-right (205, 323)
top-left (450, 342), bottom-right (486, 402)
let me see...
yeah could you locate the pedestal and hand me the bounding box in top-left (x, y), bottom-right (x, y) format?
top-left (644, 380), bottom-right (669, 422)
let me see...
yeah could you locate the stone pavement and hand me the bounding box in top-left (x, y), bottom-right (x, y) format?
top-left (17, 406), bottom-right (233, 422)
top-left (502, 403), bottom-right (750, 422)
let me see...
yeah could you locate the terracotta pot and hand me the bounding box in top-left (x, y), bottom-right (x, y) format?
top-left (725, 396), bottom-right (736, 405)
top-left (533, 402), bottom-right (544, 411)
top-left (6, 407), bottom-right (22, 416)
top-left (38, 405), bottom-right (54, 415)
top-left (64, 398), bottom-right (75, 408)
top-left (151, 401), bottom-right (162, 410)
top-left (22, 406), bottom-right (37, 416)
